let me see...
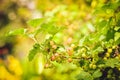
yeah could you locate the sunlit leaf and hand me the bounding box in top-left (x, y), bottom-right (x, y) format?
top-left (8, 28), bottom-right (27, 36)
top-left (27, 18), bottom-right (45, 27)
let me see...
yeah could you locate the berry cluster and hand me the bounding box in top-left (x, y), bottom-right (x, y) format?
top-left (98, 45), bottom-right (120, 59)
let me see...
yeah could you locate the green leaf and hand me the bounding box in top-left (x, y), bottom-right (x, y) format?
top-left (93, 46), bottom-right (104, 53)
top-left (7, 28), bottom-right (27, 36)
top-left (116, 19), bottom-right (120, 26)
top-left (27, 18), bottom-right (45, 27)
top-left (40, 22), bottom-right (64, 35)
top-left (76, 71), bottom-right (93, 80)
top-left (106, 28), bottom-right (115, 41)
top-left (115, 32), bottom-right (120, 41)
top-left (51, 61), bottom-right (61, 67)
top-left (105, 58), bottom-right (120, 68)
top-left (28, 43), bottom-right (40, 61)
top-left (92, 69), bottom-right (102, 78)
top-left (97, 20), bottom-right (108, 30)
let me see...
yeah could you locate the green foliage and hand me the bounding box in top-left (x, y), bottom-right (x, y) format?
top-left (7, 28), bottom-right (27, 36)
top-left (7, 0), bottom-right (120, 80)
top-left (76, 71), bottom-right (93, 80)
top-left (28, 43), bottom-right (40, 61)
top-left (105, 58), bottom-right (120, 68)
top-left (92, 69), bottom-right (102, 78)
top-left (27, 18), bottom-right (45, 27)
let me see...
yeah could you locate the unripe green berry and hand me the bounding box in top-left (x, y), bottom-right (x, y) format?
top-left (103, 57), bottom-right (107, 60)
top-left (106, 53), bottom-right (110, 57)
top-left (92, 64), bottom-right (96, 69)
top-left (71, 44), bottom-right (75, 48)
top-left (89, 64), bottom-right (93, 68)
top-left (107, 48), bottom-right (112, 53)
top-left (81, 48), bottom-right (87, 52)
top-left (82, 53), bottom-right (86, 58)
top-left (112, 46), bottom-right (116, 49)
